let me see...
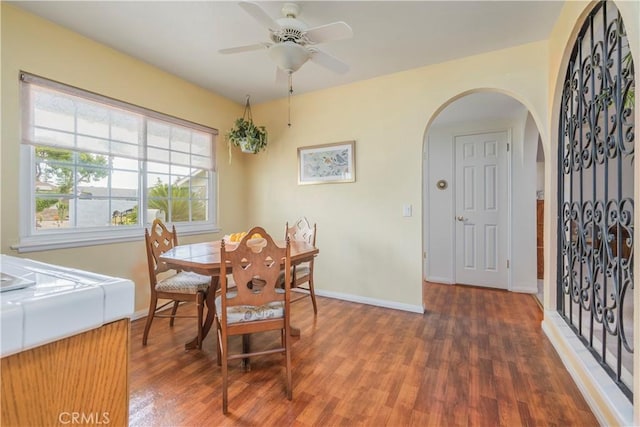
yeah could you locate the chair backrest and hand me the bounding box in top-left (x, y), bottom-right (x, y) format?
top-left (144, 219), bottom-right (178, 282)
top-left (285, 217), bottom-right (316, 247)
top-left (220, 226), bottom-right (291, 310)
top-left (593, 223), bottom-right (633, 260)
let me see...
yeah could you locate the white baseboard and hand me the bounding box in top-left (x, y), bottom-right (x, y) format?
top-left (541, 311), bottom-right (632, 427)
top-left (510, 284), bottom-right (537, 294)
top-left (132, 300), bottom-right (179, 321)
top-left (132, 308), bottom-right (149, 321)
top-left (425, 276), bottom-right (454, 284)
top-left (426, 277), bottom-right (537, 294)
top-left (314, 289), bottom-right (424, 314)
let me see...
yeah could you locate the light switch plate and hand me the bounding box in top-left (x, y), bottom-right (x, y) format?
top-left (403, 204), bottom-right (412, 217)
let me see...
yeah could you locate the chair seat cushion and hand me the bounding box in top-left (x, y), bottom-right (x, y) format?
top-left (276, 264), bottom-right (311, 286)
top-left (215, 290), bottom-right (284, 324)
top-left (294, 264), bottom-right (311, 277)
top-left (156, 271), bottom-right (210, 293)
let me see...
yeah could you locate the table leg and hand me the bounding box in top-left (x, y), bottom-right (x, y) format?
top-left (185, 276), bottom-right (219, 350)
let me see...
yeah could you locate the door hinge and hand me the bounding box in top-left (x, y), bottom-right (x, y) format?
top-left (506, 260), bottom-right (510, 268)
top-left (507, 143), bottom-right (510, 151)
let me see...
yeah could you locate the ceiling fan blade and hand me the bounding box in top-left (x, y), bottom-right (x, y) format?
top-left (239, 1), bottom-right (279, 30)
top-left (219, 42), bottom-right (271, 54)
top-left (305, 21), bottom-right (353, 44)
top-left (310, 49), bottom-right (349, 74)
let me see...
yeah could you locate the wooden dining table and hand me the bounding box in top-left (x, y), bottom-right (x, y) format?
top-left (159, 239), bottom-right (319, 350)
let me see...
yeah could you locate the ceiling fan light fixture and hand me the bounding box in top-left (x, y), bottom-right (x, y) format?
top-left (268, 41), bottom-right (310, 73)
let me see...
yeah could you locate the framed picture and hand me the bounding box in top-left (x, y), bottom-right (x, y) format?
top-left (297, 141), bottom-right (356, 185)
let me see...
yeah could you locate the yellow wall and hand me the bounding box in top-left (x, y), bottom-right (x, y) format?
top-left (249, 41), bottom-right (550, 308)
top-left (0, 4), bottom-right (249, 312)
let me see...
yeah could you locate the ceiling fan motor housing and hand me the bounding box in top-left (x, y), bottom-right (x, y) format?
top-left (271, 17), bottom-right (309, 45)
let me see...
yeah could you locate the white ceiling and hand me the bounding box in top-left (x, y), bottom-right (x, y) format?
top-left (11, 0), bottom-right (563, 112)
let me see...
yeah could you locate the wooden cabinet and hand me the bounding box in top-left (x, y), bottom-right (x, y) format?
top-left (1, 319), bottom-right (130, 426)
top-left (537, 200), bottom-right (544, 279)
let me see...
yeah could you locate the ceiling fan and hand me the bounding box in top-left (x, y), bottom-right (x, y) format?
top-left (219, 2), bottom-right (353, 76)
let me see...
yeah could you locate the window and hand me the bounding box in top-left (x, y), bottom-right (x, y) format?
top-left (17, 72), bottom-right (218, 252)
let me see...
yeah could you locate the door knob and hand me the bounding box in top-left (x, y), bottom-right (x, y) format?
top-left (456, 215), bottom-right (465, 222)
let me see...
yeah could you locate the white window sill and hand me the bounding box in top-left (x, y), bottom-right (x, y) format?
top-left (11, 224), bottom-right (221, 253)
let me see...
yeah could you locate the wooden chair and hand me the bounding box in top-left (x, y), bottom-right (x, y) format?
top-left (593, 223), bottom-right (633, 260)
top-left (143, 219), bottom-right (212, 349)
top-left (285, 217), bottom-right (318, 314)
top-left (215, 227), bottom-right (292, 414)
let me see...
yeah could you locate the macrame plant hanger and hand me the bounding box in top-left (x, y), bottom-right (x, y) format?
top-left (243, 94), bottom-right (253, 123)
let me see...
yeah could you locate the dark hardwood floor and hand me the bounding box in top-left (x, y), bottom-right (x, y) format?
top-left (129, 283), bottom-right (598, 426)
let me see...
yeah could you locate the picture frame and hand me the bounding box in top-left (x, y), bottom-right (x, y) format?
top-left (297, 141), bottom-right (355, 185)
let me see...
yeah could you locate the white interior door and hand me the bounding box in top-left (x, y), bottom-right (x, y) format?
top-left (454, 131), bottom-right (509, 288)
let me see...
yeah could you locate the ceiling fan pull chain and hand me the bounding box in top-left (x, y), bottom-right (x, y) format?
top-left (243, 94), bottom-right (253, 122)
top-left (288, 72), bottom-right (293, 127)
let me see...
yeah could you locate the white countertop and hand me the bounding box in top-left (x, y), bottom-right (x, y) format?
top-left (0, 254), bottom-right (134, 357)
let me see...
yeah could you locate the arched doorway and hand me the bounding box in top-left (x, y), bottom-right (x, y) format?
top-left (423, 91), bottom-right (543, 295)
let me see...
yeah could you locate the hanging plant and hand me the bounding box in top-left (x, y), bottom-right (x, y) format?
top-left (226, 95), bottom-right (268, 162)
top-left (622, 51), bottom-right (635, 110)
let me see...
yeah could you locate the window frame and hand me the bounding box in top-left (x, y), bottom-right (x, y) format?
top-left (14, 72), bottom-right (219, 253)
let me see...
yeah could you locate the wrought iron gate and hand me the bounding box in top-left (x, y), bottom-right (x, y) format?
top-left (557, 0), bottom-right (635, 399)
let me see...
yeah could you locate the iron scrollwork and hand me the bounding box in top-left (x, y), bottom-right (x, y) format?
top-left (558, 1), bottom-right (634, 400)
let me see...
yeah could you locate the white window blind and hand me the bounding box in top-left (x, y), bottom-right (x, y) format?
top-left (21, 72), bottom-right (216, 171)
